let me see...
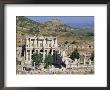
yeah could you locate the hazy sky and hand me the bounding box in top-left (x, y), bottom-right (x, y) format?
top-left (26, 16), bottom-right (94, 24)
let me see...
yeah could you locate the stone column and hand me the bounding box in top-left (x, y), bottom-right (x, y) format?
top-left (35, 39), bottom-right (37, 47)
top-left (84, 58), bottom-right (86, 65)
top-left (24, 50), bottom-right (26, 60)
top-left (46, 38), bottom-right (48, 47)
top-left (26, 49), bottom-right (28, 61)
top-left (43, 49), bottom-right (45, 62)
top-left (55, 39), bottom-right (57, 47)
top-left (36, 38), bottom-right (38, 47)
top-left (89, 59), bottom-right (91, 65)
top-left (51, 41), bottom-right (53, 55)
top-left (30, 50), bottom-right (31, 61)
top-left (56, 38), bottom-right (58, 47)
top-left (42, 40), bottom-right (43, 47)
top-left (43, 40), bottom-right (45, 47)
top-left (62, 51), bottom-right (65, 59)
top-left (51, 49), bottom-right (53, 55)
top-left (38, 40), bottom-right (40, 47)
top-left (47, 40), bottom-right (49, 47)
top-left (35, 39), bottom-right (36, 47)
top-left (33, 39), bottom-right (35, 47)
top-left (29, 38), bottom-right (31, 47)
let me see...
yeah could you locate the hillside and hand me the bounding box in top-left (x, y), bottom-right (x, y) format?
top-left (16, 16), bottom-right (94, 52)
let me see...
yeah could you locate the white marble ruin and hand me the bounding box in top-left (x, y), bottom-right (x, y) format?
top-left (17, 36), bottom-right (93, 66)
top-left (25, 36), bottom-right (59, 64)
top-left (16, 36), bottom-right (94, 74)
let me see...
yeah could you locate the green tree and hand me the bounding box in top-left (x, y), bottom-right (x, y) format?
top-left (44, 54), bottom-right (53, 69)
top-left (90, 51), bottom-right (94, 61)
top-left (31, 53), bottom-right (43, 68)
top-left (70, 48), bottom-right (80, 61)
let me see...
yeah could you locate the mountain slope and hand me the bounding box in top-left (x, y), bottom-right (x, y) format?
top-left (16, 16), bottom-right (94, 47)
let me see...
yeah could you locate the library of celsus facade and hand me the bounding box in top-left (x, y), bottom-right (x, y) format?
top-left (25, 36), bottom-right (58, 63)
